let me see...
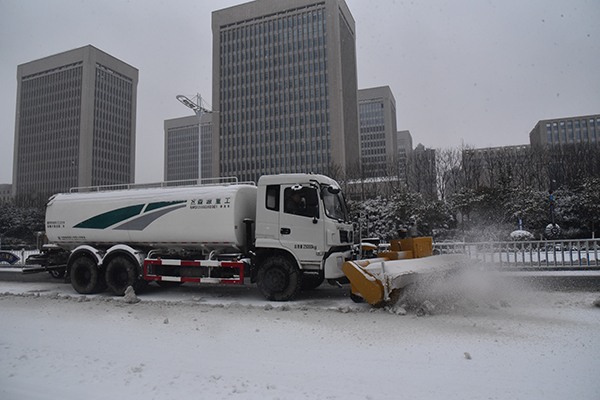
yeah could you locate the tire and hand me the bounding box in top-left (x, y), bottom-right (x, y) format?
top-left (105, 256), bottom-right (139, 296)
top-left (350, 293), bottom-right (365, 303)
top-left (301, 271), bottom-right (324, 291)
top-left (70, 256), bottom-right (103, 294)
top-left (256, 256), bottom-right (302, 301)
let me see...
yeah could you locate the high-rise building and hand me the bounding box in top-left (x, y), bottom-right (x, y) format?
top-left (13, 45), bottom-right (138, 202)
top-left (396, 130), bottom-right (413, 159)
top-left (0, 184), bottom-right (12, 203)
top-left (529, 114), bottom-right (600, 148)
top-left (211, 0), bottom-right (359, 182)
top-left (164, 113), bottom-right (213, 181)
top-left (409, 144), bottom-right (437, 199)
top-left (358, 86), bottom-right (398, 177)
top-left (396, 130), bottom-right (413, 182)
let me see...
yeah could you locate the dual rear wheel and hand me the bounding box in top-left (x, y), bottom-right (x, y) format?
top-left (69, 255), bottom-right (138, 296)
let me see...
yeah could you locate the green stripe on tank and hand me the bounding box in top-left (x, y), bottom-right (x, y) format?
top-left (145, 200), bottom-right (186, 213)
top-left (74, 204), bottom-right (145, 229)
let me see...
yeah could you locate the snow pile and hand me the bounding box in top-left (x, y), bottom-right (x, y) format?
top-left (123, 285), bottom-right (141, 304)
top-left (390, 261), bottom-right (530, 315)
top-left (510, 229), bottom-right (535, 241)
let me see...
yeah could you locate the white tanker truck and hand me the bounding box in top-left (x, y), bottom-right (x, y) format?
top-left (29, 174), bottom-right (355, 301)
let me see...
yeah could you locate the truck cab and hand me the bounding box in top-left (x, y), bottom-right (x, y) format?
top-left (254, 174), bottom-right (354, 300)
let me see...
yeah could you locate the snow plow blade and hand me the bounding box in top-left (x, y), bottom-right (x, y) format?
top-left (343, 237), bottom-right (466, 307)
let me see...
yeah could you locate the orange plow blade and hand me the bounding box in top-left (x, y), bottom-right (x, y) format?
top-left (343, 238), bottom-right (467, 306)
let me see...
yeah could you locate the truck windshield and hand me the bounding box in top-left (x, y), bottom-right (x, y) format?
top-left (321, 185), bottom-right (348, 222)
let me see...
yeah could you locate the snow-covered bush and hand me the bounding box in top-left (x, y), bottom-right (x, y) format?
top-left (509, 230), bottom-right (535, 241)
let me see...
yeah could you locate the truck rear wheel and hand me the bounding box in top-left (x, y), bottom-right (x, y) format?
top-left (105, 256), bottom-right (138, 296)
top-left (256, 256), bottom-right (302, 301)
top-left (70, 256), bottom-right (104, 294)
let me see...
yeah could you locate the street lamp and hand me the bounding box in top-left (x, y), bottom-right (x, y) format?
top-left (176, 94), bottom-right (214, 181)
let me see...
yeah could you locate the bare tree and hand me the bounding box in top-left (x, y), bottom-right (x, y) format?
top-left (460, 143), bottom-right (484, 190)
top-left (435, 147), bottom-right (462, 201)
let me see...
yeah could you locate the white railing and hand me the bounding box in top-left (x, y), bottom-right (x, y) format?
top-left (0, 249), bottom-right (40, 266)
top-left (433, 239), bottom-right (600, 270)
top-left (70, 176), bottom-right (251, 193)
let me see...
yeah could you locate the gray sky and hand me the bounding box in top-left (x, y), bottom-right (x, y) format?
top-left (1, 0), bottom-right (598, 184)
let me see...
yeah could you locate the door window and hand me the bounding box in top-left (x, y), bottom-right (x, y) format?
top-left (283, 186), bottom-right (319, 218)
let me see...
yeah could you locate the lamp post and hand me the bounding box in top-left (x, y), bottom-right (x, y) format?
top-left (546, 183), bottom-right (560, 238)
top-left (176, 94), bottom-right (213, 181)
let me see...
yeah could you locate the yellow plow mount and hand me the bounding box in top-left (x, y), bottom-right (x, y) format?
top-left (343, 237), bottom-right (465, 307)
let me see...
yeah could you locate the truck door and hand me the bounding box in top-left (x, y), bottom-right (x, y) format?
top-left (278, 184), bottom-right (324, 267)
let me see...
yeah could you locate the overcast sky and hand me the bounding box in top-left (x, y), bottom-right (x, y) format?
top-left (1, 0), bottom-right (598, 184)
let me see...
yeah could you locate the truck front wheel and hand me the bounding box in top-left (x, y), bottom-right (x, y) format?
top-left (301, 271), bottom-right (324, 291)
top-left (70, 256), bottom-right (104, 294)
top-left (256, 256), bottom-right (302, 301)
top-left (105, 256), bottom-right (138, 296)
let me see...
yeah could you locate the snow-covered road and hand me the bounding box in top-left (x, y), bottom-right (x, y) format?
top-left (1, 268), bottom-right (599, 400)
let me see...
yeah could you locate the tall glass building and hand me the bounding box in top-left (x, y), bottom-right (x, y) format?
top-left (13, 45), bottom-right (138, 202)
top-left (212, 0), bottom-right (359, 182)
top-left (358, 86), bottom-right (398, 177)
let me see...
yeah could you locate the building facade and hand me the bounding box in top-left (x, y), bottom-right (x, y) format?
top-left (13, 45), bottom-right (138, 202)
top-left (0, 184), bottom-right (12, 202)
top-left (529, 114), bottom-right (600, 148)
top-left (408, 144), bottom-right (437, 199)
top-left (396, 130), bottom-right (413, 182)
top-left (396, 130), bottom-right (413, 161)
top-left (164, 113), bottom-right (213, 181)
top-left (358, 86), bottom-right (398, 177)
top-left (211, 0), bottom-right (359, 182)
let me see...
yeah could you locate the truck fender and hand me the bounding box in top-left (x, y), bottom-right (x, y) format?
top-left (103, 245), bottom-right (146, 273)
top-left (253, 248), bottom-right (300, 281)
top-left (67, 245), bottom-right (103, 271)
top-left (67, 245), bottom-right (106, 294)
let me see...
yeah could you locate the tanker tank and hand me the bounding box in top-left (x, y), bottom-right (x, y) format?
top-left (45, 183), bottom-right (257, 252)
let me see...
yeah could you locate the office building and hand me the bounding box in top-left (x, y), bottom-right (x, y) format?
top-left (0, 184), bottom-right (12, 202)
top-left (212, 0), bottom-right (359, 182)
top-left (13, 45), bottom-right (138, 202)
top-left (358, 86), bottom-right (398, 177)
top-left (164, 113), bottom-right (213, 181)
top-left (396, 129), bottom-right (413, 181)
top-left (529, 114), bottom-right (600, 148)
top-left (396, 130), bottom-right (413, 160)
top-left (408, 144), bottom-right (437, 199)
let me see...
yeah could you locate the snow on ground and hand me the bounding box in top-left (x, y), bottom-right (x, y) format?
top-left (0, 266), bottom-right (599, 400)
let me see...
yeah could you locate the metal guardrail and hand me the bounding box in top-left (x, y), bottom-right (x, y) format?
top-left (433, 239), bottom-right (600, 270)
top-left (0, 249), bottom-right (39, 267)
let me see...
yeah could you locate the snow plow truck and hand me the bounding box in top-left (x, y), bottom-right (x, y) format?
top-left (26, 173), bottom-right (464, 304)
